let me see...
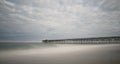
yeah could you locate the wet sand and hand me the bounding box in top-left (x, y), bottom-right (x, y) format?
top-left (0, 44), bottom-right (120, 64)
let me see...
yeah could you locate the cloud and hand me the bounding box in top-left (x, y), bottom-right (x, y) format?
top-left (4, 0), bottom-right (15, 6)
top-left (101, 0), bottom-right (120, 12)
top-left (0, 0), bottom-right (120, 41)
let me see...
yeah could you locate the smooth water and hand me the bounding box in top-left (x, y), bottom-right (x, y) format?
top-left (0, 43), bottom-right (120, 64)
top-left (0, 43), bottom-right (57, 50)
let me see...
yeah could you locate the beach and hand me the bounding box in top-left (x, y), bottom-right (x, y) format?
top-left (0, 44), bottom-right (120, 64)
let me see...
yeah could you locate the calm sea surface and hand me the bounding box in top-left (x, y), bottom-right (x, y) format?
top-left (0, 43), bottom-right (57, 50)
top-left (0, 43), bottom-right (120, 64)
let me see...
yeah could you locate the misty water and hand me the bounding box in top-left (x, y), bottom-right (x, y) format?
top-left (0, 43), bottom-right (120, 64)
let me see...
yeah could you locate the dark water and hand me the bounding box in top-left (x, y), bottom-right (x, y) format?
top-left (0, 43), bottom-right (57, 50)
top-left (0, 43), bottom-right (120, 64)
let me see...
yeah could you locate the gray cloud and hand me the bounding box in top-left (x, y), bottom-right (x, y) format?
top-left (0, 0), bottom-right (120, 41)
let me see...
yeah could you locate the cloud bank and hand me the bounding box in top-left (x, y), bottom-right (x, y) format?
top-left (0, 0), bottom-right (120, 41)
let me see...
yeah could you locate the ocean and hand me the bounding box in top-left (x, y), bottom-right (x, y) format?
top-left (0, 43), bottom-right (120, 64)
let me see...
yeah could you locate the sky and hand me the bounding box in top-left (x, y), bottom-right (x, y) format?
top-left (0, 0), bottom-right (120, 41)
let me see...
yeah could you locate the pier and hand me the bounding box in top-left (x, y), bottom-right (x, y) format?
top-left (42, 36), bottom-right (120, 44)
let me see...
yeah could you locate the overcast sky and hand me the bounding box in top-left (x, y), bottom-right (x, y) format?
top-left (0, 0), bottom-right (120, 41)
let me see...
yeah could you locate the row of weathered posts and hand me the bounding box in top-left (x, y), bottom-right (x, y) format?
top-left (42, 36), bottom-right (120, 44)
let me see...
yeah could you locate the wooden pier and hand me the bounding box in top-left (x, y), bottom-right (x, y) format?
top-left (42, 36), bottom-right (120, 44)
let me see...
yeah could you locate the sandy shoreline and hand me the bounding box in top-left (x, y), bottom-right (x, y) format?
top-left (0, 44), bottom-right (120, 64)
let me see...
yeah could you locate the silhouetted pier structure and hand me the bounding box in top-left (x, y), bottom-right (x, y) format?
top-left (42, 36), bottom-right (120, 44)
